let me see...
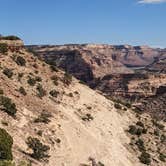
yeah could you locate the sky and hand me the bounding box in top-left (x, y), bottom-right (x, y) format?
top-left (0, 0), bottom-right (166, 47)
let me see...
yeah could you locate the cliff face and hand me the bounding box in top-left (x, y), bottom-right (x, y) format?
top-left (28, 44), bottom-right (134, 83)
top-left (28, 44), bottom-right (166, 78)
top-left (28, 44), bottom-right (166, 99)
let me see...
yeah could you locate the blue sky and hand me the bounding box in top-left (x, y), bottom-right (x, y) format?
top-left (0, 0), bottom-right (165, 47)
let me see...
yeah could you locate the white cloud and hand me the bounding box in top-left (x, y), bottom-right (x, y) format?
top-left (138, 0), bottom-right (166, 4)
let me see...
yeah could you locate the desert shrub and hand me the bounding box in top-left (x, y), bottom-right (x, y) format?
top-left (128, 125), bottom-right (146, 136)
top-left (35, 76), bottom-right (42, 82)
top-left (34, 111), bottom-right (52, 124)
top-left (50, 75), bottom-right (58, 85)
top-left (50, 65), bottom-right (58, 72)
top-left (36, 84), bottom-right (46, 98)
top-left (0, 128), bottom-right (13, 160)
top-left (124, 102), bottom-right (132, 108)
top-left (17, 73), bottom-right (24, 82)
top-left (0, 43), bottom-right (8, 54)
top-left (154, 129), bottom-right (160, 136)
top-left (135, 139), bottom-right (145, 151)
top-left (68, 93), bottom-right (73, 97)
top-left (82, 113), bottom-right (94, 121)
top-left (0, 160), bottom-right (15, 166)
top-left (160, 134), bottom-right (166, 143)
top-left (27, 77), bottom-right (36, 86)
top-left (19, 87), bottom-right (27, 96)
top-left (26, 137), bottom-right (50, 160)
top-left (55, 138), bottom-right (61, 144)
top-left (0, 96), bottom-right (17, 117)
top-left (3, 68), bottom-right (13, 78)
top-left (17, 161), bottom-right (32, 166)
top-left (139, 151), bottom-right (151, 165)
top-left (1, 36), bottom-right (20, 40)
top-left (128, 125), bottom-right (137, 135)
top-left (128, 123), bottom-right (147, 136)
top-left (123, 107), bottom-right (127, 111)
top-left (159, 153), bottom-right (166, 162)
top-left (98, 161), bottom-right (105, 166)
top-left (49, 90), bottom-right (59, 97)
top-left (34, 70), bottom-right (39, 74)
top-left (63, 72), bottom-right (72, 85)
top-left (1, 120), bottom-right (8, 126)
top-left (36, 130), bottom-right (43, 137)
top-left (15, 56), bottom-right (26, 66)
top-left (136, 121), bottom-right (144, 128)
top-left (132, 107), bottom-right (143, 114)
top-left (33, 63), bottom-right (38, 69)
top-left (152, 120), bottom-right (164, 130)
top-left (0, 89), bottom-right (4, 95)
top-left (114, 103), bottom-right (122, 109)
top-left (79, 80), bottom-right (86, 85)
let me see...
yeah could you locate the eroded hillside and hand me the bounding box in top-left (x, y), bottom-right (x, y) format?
top-left (0, 38), bottom-right (150, 166)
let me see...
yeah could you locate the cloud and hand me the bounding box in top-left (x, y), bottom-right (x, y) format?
top-left (138, 0), bottom-right (166, 4)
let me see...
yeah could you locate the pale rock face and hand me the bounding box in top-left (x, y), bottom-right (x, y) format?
top-left (0, 39), bottom-right (24, 46)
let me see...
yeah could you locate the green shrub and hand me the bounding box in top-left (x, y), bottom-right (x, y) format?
top-left (1, 36), bottom-right (20, 40)
top-left (0, 89), bottom-right (4, 95)
top-left (18, 87), bottom-right (27, 96)
top-left (0, 44), bottom-right (8, 54)
top-left (98, 161), bottom-right (105, 166)
top-left (3, 68), bottom-right (13, 78)
top-left (36, 130), bottom-right (43, 137)
top-left (50, 65), bottom-right (58, 72)
top-left (128, 125), bottom-right (146, 136)
top-left (35, 76), bottom-right (42, 82)
top-left (15, 56), bottom-right (26, 66)
top-left (27, 77), bottom-right (36, 86)
top-left (160, 134), bottom-right (166, 143)
top-left (34, 111), bottom-right (52, 124)
top-left (68, 93), bottom-right (73, 97)
top-left (0, 128), bottom-right (13, 160)
top-left (152, 120), bottom-right (165, 130)
top-left (63, 72), bottom-right (72, 85)
top-left (50, 75), bottom-right (58, 85)
top-left (17, 161), bottom-right (32, 166)
top-left (0, 96), bottom-right (17, 117)
top-left (1, 121), bottom-right (8, 126)
top-left (79, 80), bottom-right (86, 85)
top-left (82, 113), bottom-right (94, 121)
top-left (154, 129), bottom-right (160, 136)
top-left (124, 102), bottom-right (132, 108)
top-left (159, 153), bottom-right (166, 162)
top-left (135, 139), bottom-right (145, 151)
top-left (26, 137), bottom-right (50, 160)
top-left (136, 121), bottom-right (144, 128)
top-left (0, 160), bottom-right (15, 166)
top-left (139, 152), bottom-right (151, 165)
top-left (128, 125), bottom-right (137, 135)
top-left (17, 73), bottom-right (24, 82)
top-left (49, 90), bottom-right (59, 98)
top-left (114, 103), bottom-right (122, 109)
top-left (36, 84), bottom-right (46, 98)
